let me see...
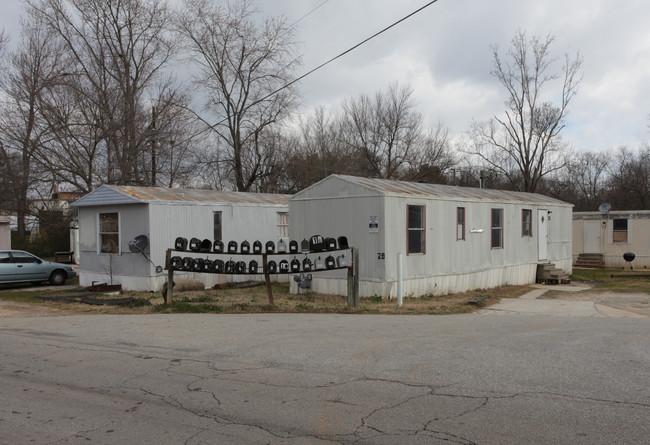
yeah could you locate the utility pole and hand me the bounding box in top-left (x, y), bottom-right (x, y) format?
top-left (151, 106), bottom-right (157, 187)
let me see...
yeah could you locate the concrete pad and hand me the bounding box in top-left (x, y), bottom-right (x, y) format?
top-left (481, 298), bottom-right (605, 317)
top-left (518, 288), bottom-right (549, 300)
top-left (595, 304), bottom-right (647, 319)
top-left (530, 283), bottom-right (593, 293)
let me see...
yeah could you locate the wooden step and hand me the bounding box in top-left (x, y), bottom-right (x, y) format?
top-left (536, 263), bottom-right (571, 284)
top-left (575, 253), bottom-right (603, 268)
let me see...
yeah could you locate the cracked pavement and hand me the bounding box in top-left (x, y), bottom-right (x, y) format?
top-left (0, 313), bottom-right (648, 444)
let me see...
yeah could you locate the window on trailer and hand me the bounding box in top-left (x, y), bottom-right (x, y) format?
top-left (99, 212), bottom-right (119, 253)
top-left (491, 208), bottom-right (503, 249)
top-left (613, 218), bottom-right (628, 243)
top-left (522, 209), bottom-right (532, 237)
top-left (407, 205), bottom-right (425, 254)
top-left (213, 211), bottom-right (222, 241)
top-left (457, 207), bottom-right (465, 240)
top-left (277, 212), bottom-right (289, 239)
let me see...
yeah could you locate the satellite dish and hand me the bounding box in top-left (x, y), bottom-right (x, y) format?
top-left (128, 234), bottom-right (149, 253)
top-left (128, 235), bottom-right (163, 274)
top-left (598, 203), bottom-right (611, 214)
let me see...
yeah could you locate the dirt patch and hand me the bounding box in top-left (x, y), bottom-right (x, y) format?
top-left (0, 300), bottom-right (77, 318)
top-left (0, 284), bottom-right (534, 316)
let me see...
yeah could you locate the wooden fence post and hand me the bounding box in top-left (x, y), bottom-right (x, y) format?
top-left (347, 247), bottom-right (359, 307)
top-left (262, 254), bottom-right (274, 306)
top-left (164, 249), bottom-right (173, 305)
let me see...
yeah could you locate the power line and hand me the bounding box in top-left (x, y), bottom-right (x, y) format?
top-left (290, 0), bottom-right (332, 26)
top-left (285, 0), bottom-right (440, 93)
top-left (213, 0), bottom-right (441, 127)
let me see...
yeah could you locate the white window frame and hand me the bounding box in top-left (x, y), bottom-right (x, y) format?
top-left (277, 212), bottom-right (289, 240)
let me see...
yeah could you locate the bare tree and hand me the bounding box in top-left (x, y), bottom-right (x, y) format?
top-left (36, 74), bottom-right (104, 192)
top-left (148, 90), bottom-right (208, 188)
top-left (404, 122), bottom-right (456, 183)
top-left (0, 15), bottom-right (66, 243)
top-left (567, 151), bottom-right (610, 209)
top-left (465, 30), bottom-right (582, 192)
top-left (342, 82), bottom-right (424, 179)
top-left (281, 89), bottom-right (456, 191)
top-left (606, 146), bottom-right (650, 209)
top-left (29, 0), bottom-right (177, 186)
top-left (284, 107), bottom-right (358, 190)
top-left (177, 0), bottom-right (301, 191)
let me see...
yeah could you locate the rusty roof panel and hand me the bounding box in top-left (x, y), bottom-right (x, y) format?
top-left (340, 175), bottom-right (571, 205)
top-left (73, 185), bottom-right (290, 207)
top-left (112, 186), bottom-right (291, 205)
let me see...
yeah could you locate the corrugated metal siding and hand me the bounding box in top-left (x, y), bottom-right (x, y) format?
top-left (147, 202), bottom-right (289, 290)
top-left (74, 185), bottom-right (290, 290)
top-left (289, 195), bottom-right (385, 281)
top-left (383, 198), bottom-right (570, 281)
top-left (289, 175), bottom-right (573, 297)
top-left (80, 201), bottom-right (289, 291)
top-left (572, 212), bottom-right (650, 268)
top-left (77, 204), bottom-right (151, 281)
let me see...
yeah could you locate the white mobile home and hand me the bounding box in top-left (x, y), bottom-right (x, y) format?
top-left (573, 210), bottom-right (650, 269)
top-left (71, 185), bottom-right (290, 291)
top-left (289, 175), bottom-right (573, 298)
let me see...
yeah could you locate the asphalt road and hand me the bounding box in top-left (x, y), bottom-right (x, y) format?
top-left (1, 311), bottom-right (648, 444)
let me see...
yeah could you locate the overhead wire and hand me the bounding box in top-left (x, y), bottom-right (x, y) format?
top-left (290, 0), bottom-right (332, 26)
top-left (212, 0), bottom-right (441, 127)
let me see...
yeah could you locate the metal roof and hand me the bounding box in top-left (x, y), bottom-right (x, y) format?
top-left (71, 184), bottom-right (291, 207)
top-left (573, 210), bottom-right (650, 219)
top-left (305, 175), bottom-right (572, 206)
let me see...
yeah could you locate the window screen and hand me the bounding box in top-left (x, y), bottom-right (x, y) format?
top-left (457, 207), bottom-right (465, 240)
top-left (407, 205), bottom-right (425, 254)
top-left (99, 212), bottom-right (119, 253)
top-left (613, 218), bottom-right (628, 243)
top-left (277, 212), bottom-right (289, 239)
top-left (491, 208), bottom-right (503, 249)
top-left (522, 209), bottom-right (532, 237)
top-left (213, 211), bottom-right (222, 241)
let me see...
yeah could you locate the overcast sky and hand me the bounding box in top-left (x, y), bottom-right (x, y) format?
top-left (3, 0), bottom-right (649, 154)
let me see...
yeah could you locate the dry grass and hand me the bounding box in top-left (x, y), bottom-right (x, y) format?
top-left (569, 268), bottom-right (650, 294)
top-left (0, 282), bottom-right (534, 316)
top-left (145, 282), bottom-right (533, 315)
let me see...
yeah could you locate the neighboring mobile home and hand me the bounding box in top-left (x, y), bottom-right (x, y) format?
top-left (71, 185), bottom-right (290, 291)
top-left (573, 210), bottom-right (650, 269)
top-left (289, 175), bottom-right (573, 298)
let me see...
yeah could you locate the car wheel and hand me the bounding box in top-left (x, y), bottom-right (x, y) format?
top-left (49, 270), bottom-right (67, 286)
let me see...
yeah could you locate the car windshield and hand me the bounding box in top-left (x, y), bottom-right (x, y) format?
top-left (0, 252), bottom-right (12, 263)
